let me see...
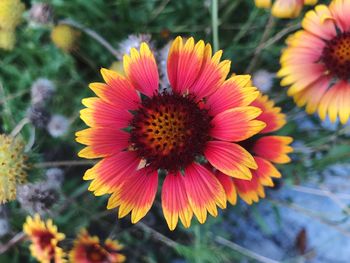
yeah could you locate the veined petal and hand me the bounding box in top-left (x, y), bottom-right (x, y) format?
top-left (252, 136), bottom-right (293, 164)
top-left (90, 68), bottom-right (140, 110)
top-left (251, 94), bottom-right (286, 133)
top-left (107, 168), bottom-right (158, 224)
top-left (76, 128), bottom-right (129, 159)
top-left (84, 151), bottom-right (140, 196)
top-left (206, 76), bottom-right (259, 116)
top-left (215, 170), bottom-right (237, 205)
top-left (123, 43), bottom-right (159, 97)
top-left (254, 156), bottom-right (281, 187)
top-left (183, 163), bottom-right (226, 224)
top-left (210, 106), bottom-right (266, 142)
top-left (330, 0), bottom-right (350, 32)
top-left (204, 141), bottom-right (257, 180)
top-left (318, 81), bottom-right (350, 124)
top-left (167, 37), bottom-right (205, 94)
top-left (233, 174), bottom-right (265, 205)
top-left (301, 5), bottom-right (336, 40)
top-left (162, 172), bottom-right (193, 230)
top-left (189, 44), bottom-right (231, 100)
top-left (80, 97), bottom-right (132, 128)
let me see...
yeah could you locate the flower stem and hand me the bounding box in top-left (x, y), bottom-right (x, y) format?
top-left (35, 160), bottom-right (96, 168)
top-left (211, 0), bottom-right (219, 52)
top-left (59, 19), bottom-right (119, 58)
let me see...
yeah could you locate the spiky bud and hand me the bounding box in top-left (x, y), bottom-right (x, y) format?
top-left (0, 134), bottom-right (28, 203)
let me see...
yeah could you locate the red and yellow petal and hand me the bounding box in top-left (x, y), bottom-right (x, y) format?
top-left (318, 81), bottom-right (350, 124)
top-left (167, 37), bottom-right (205, 95)
top-left (301, 4), bottom-right (336, 40)
top-left (107, 168), bottom-right (158, 224)
top-left (189, 44), bottom-right (231, 100)
top-left (252, 136), bottom-right (293, 164)
top-left (233, 175), bottom-right (265, 205)
top-left (254, 156), bottom-right (281, 187)
top-left (215, 170), bottom-right (237, 205)
top-left (292, 76), bottom-right (331, 115)
top-left (206, 75), bottom-right (259, 116)
top-left (183, 163), bottom-right (226, 223)
top-left (251, 94), bottom-right (286, 134)
top-left (90, 68), bottom-right (140, 110)
top-left (23, 214), bottom-right (66, 263)
top-left (76, 128), bottom-right (129, 159)
top-left (162, 172), bottom-right (193, 230)
top-left (210, 106), bottom-right (265, 142)
top-left (84, 151), bottom-right (141, 196)
top-left (123, 43), bottom-right (159, 97)
top-left (204, 141), bottom-right (257, 180)
top-left (80, 97), bottom-right (132, 128)
top-left (69, 229), bottom-right (125, 263)
top-left (330, 0), bottom-right (350, 32)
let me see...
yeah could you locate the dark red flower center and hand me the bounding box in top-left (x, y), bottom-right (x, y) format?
top-left (86, 244), bottom-right (108, 262)
top-left (322, 32), bottom-right (350, 80)
top-left (37, 232), bottom-right (55, 250)
top-left (130, 93), bottom-right (211, 171)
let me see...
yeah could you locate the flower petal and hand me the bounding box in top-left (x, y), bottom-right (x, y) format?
top-left (162, 172), bottom-right (193, 230)
top-left (167, 37), bottom-right (205, 94)
top-left (76, 128), bottom-right (129, 159)
top-left (233, 175), bottom-right (265, 205)
top-left (80, 98), bottom-right (132, 128)
top-left (254, 156), bottom-right (281, 187)
top-left (107, 168), bottom-right (158, 224)
top-left (123, 43), bottom-right (159, 97)
top-left (90, 68), bottom-right (140, 110)
top-left (210, 106), bottom-right (266, 142)
top-left (302, 5), bottom-right (336, 40)
top-left (252, 136), bottom-right (293, 164)
top-left (204, 141), bottom-right (257, 180)
top-left (84, 151), bottom-right (140, 196)
top-left (251, 95), bottom-right (286, 134)
top-left (189, 44), bottom-right (231, 100)
top-left (215, 170), bottom-right (237, 205)
top-left (183, 163), bottom-right (226, 224)
top-left (206, 75), bottom-right (259, 116)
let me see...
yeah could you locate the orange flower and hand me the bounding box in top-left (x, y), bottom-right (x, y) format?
top-left (23, 214), bottom-right (66, 263)
top-left (69, 229), bottom-right (125, 263)
top-left (76, 36), bottom-right (266, 230)
top-left (213, 94), bottom-right (293, 204)
top-left (254, 0), bottom-right (318, 18)
top-left (278, 0), bottom-right (350, 124)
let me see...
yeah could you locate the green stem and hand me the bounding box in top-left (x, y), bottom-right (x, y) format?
top-left (194, 224), bottom-right (202, 263)
top-left (211, 0), bottom-right (219, 52)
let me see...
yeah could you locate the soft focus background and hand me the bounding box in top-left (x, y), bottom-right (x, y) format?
top-left (1, 0), bottom-right (350, 262)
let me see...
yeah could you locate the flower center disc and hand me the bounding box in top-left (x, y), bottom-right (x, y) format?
top-left (131, 93), bottom-right (211, 171)
top-left (322, 32), bottom-right (350, 80)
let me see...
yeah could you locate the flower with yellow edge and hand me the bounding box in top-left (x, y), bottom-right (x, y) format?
top-left (23, 214), bottom-right (66, 263)
top-left (69, 229), bottom-right (125, 263)
top-left (0, 134), bottom-right (28, 203)
top-left (0, 30), bottom-right (16, 51)
top-left (76, 36), bottom-right (267, 230)
top-left (109, 61), bottom-right (125, 76)
top-left (51, 24), bottom-right (80, 52)
top-left (278, 0), bottom-right (350, 124)
top-left (0, 0), bottom-right (25, 30)
top-left (254, 0), bottom-right (318, 18)
top-left (213, 93), bottom-right (293, 205)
